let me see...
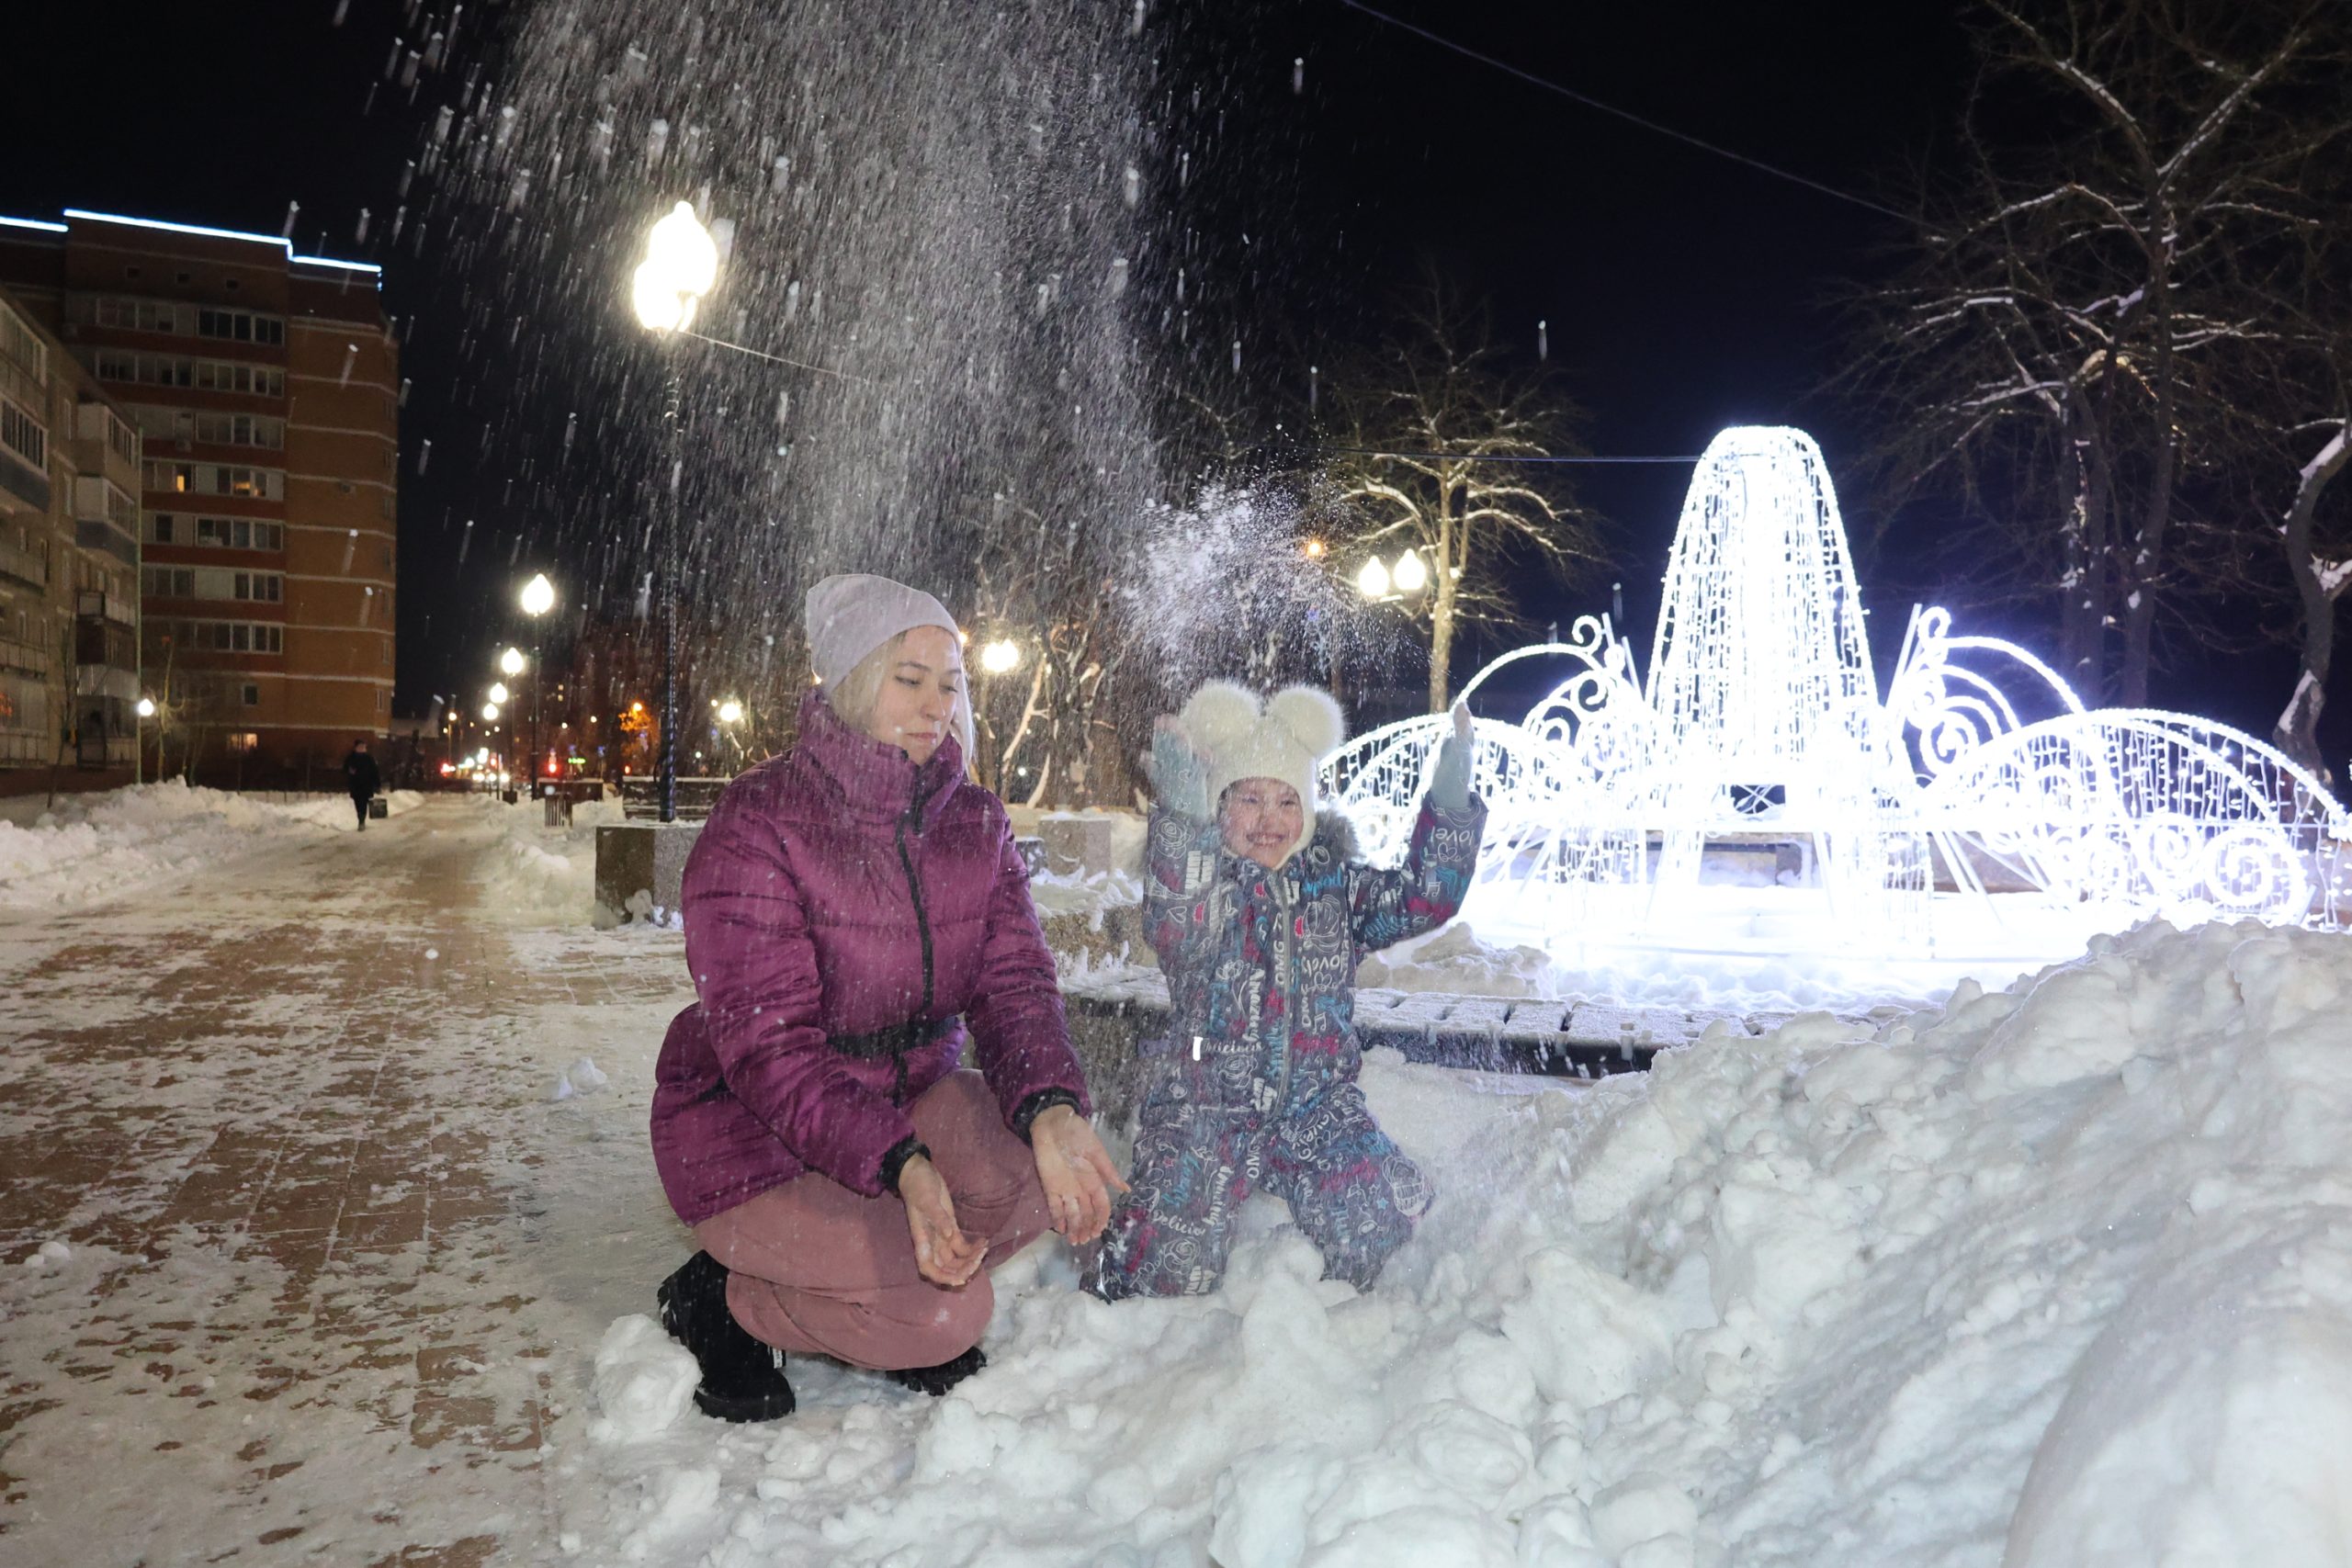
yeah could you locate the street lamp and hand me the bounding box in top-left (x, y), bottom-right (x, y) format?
top-left (519, 575), bottom-right (555, 793)
top-left (717, 699), bottom-right (743, 725)
top-left (1392, 548), bottom-right (1429, 594)
top-left (500, 647), bottom-right (526, 678)
top-left (1356, 557), bottom-right (1391, 599)
top-left (979, 638), bottom-right (1022, 675)
top-left (633, 201), bottom-right (718, 826)
top-left (135, 695), bottom-right (155, 785)
top-left (481, 702), bottom-right (501, 722)
top-left (488, 682), bottom-right (510, 705)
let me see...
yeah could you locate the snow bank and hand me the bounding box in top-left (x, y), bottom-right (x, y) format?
top-left (0, 781), bottom-right (423, 909)
top-left (474, 798), bottom-right (624, 926)
top-left (565, 918), bottom-right (2352, 1566)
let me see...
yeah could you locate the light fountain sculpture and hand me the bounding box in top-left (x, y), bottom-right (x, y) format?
top-left (1323, 426), bottom-right (2348, 964)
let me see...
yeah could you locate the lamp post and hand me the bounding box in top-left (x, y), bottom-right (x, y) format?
top-left (134, 695), bottom-right (154, 786)
top-left (519, 573), bottom-right (555, 797)
top-left (632, 201), bottom-right (718, 825)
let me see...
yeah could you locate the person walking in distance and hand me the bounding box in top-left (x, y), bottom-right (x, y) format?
top-left (343, 738), bottom-right (381, 831)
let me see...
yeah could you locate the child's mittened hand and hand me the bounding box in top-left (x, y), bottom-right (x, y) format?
top-left (1150, 717), bottom-right (1212, 821)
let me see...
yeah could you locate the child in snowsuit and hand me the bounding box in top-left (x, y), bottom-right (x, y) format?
top-left (1093, 681), bottom-right (1485, 1298)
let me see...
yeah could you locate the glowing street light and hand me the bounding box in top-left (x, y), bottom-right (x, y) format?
top-left (979, 638), bottom-right (1022, 675)
top-left (481, 702), bottom-right (501, 722)
top-left (717, 699), bottom-right (743, 725)
top-left (631, 202), bottom-right (719, 334)
top-left (1356, 557), bottom-right (1391, 599)
top-left (632, 204), bottom-right (720, 824)
top-left (135, 696), bottom-right (155, 718)
top-left (500, 646), bottom-right (526, 678)
top-left (519, 572), bottom-right (556, 617)
top-left (1392, 548), bottom-right (1429, 594)
top-left (488, 682), bottom-right (510, 705)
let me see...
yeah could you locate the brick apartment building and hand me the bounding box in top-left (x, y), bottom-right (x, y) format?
top-left (0, 280), bottom-right (141, 787)
top-left (0, 209), bottom-right (396, 784)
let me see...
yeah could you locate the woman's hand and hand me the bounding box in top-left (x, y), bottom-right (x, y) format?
top-left (1029, 1105), bottom-right (1129, 1244)
top-left (899, 1155), bottom-right (988, 1288)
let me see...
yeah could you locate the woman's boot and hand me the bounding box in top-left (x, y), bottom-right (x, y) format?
top-left (885, 1345), bottom-right (988, 1397)
top-left (656, 1251), bottom-right (797, 1422)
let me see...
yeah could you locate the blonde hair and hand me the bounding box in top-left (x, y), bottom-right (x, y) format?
top-left (824, 629), bottom-right (977, 767)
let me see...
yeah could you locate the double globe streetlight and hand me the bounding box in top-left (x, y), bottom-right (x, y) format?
top-left (1355, 548), bottom-right (1429, 602)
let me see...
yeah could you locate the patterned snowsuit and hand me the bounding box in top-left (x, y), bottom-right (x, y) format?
top-left (1096, 794), bottom-right (1487, 1297)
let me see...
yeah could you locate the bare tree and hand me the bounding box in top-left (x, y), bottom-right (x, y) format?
top-left (1315, 277), bottom-right (1598, 713)
top-left (1843, 0), bottom-right (2346, 705)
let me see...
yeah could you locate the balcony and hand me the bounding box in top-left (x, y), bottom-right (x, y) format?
top-left (0, 536), bottom-right (48, 591)
top-left (0, 451), bottom-right (47, 516)
top-left (76, 519), bottom-right (139, 567)
top-left (77, 590), bottom-right (136, 626)
top-left (0, 636), bottom-right (51, 678)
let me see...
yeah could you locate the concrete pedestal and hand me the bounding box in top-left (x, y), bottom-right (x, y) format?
top-left (594, 820), bottom-right (705, 925)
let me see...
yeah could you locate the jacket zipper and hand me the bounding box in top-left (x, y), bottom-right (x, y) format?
top-left (891, 796), bottom-right (936, 1108)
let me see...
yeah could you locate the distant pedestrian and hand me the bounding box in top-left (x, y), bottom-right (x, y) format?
top-left (343, 739), bottom-right (381, 830)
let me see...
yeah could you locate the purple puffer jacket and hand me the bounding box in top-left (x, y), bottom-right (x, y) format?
top-left (650, 690), bottom-right (1091, 1225)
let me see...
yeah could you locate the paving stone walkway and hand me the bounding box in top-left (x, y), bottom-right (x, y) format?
top-left (0, 801), bottom-right (694, 1567)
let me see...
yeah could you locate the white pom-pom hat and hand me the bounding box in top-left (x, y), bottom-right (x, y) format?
top-left (1178, 680), bottom-right (1348, 860)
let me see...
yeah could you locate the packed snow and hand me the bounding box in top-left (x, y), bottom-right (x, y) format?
top-left (559, 915), bottom-right (2352, 1567)
top-left (0, 779), bottom-right (423, 909)
top-left (10, 794), bottom-right (2352, 1565)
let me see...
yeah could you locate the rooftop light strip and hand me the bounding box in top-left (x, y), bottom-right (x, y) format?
top-left (0, 216), bottom-right (70, 233)
top-left (291, 255), bottom-right (384, 275)
top-left (64, 208), bottom-right (295, 252)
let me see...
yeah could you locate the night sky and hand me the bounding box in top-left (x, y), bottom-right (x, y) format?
top-left (2, 1), bottom-right (2324, 753)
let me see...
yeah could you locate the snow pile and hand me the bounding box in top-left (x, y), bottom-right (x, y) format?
top-left (476, 798), bottom-right (624, 925)
top-left (593, 1314), bottom-right (702, 1440)
top-left (1357, 920), bottom-right (1568, 998)
top-left (566, 918), bottom-right (2352, 1565)
top-left (0, 781), bottom-right (422, 909)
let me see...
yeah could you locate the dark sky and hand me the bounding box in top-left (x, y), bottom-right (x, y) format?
top-left (2, 0), bottom-right (2324, 752)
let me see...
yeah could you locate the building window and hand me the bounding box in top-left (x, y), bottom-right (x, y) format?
top-left (141, 461), bottom-right (283, 501)
top-left (190, 516), bottom-right (282, 551)
top-left (231, 571), bottom-right (282, 603)
top-left (94, 297), bottom-right (187, 334)
top-left (228, 731), bottom-right (258, 753)
top-left (0, 301), bottom-right (47, 381)
top-left (149, 513), bottom-right (174, 545)
top-left (142, 566), bottom-right (196, 598)
top-left (98, 352), bottom-right (285, 398)
top-left (195, 308), bottom-right (284, 347)
top-left (242, 683), bottom-right (260, 707)
top-left (153, 618), bottom-right (284, 655)
top-left (0, 399), bottom-right (45, 470)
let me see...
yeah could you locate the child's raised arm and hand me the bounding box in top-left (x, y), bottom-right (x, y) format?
top-left (1350, 705), bottom-right (1487, 953)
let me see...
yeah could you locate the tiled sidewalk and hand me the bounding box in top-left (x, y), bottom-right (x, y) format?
top-left (0, 802), bottom-right (693, 1567)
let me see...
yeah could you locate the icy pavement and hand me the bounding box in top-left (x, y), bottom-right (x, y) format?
top-left (0, 797), bottom-right (691, 1565)
top-left (7, 797), bottom-right (2352, 1566)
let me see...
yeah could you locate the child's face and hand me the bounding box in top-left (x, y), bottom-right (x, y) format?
top-left (1220, 778), bottom-right (1304, 869)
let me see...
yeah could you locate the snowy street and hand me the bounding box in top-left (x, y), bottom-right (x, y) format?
top-left (8, 795), bottom-right (2352, 1567)
top-left (0, 796), bottom-right (691, 1566)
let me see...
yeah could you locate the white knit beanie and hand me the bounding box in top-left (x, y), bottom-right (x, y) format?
top-left (1179, 680), bottom-right (1348, 860)
top-left (803, 573), bottom-right (961, 690)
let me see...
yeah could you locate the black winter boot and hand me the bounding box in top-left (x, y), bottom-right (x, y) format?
top-left (884, 1344), bottom-right (988, 1397)
top-left (656, 1251), bottom-right (797, 1422)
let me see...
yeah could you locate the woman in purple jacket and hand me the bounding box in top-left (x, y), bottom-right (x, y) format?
top-left (650, 573), bottom-right (1123, 1421)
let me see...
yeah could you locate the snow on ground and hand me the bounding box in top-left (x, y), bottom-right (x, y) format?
top-left (0, 779), bottom-right (424, 910)
top-left (475, 796), bottom-right (628, 925)
top-left (556, 914), bottom-right (2352, 1568)
top-left (11, 796), bottom-right (2352, 1564)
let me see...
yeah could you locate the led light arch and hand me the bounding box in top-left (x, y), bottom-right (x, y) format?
top-left (1323, 426), bottom-right (2349, 961)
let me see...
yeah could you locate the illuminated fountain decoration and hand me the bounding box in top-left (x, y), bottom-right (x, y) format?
top-left (1323, 426), bottom-right (2350, 963)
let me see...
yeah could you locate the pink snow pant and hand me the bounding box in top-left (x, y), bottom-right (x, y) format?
top-left (693, 1070), bottom-right (1054, 1372)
